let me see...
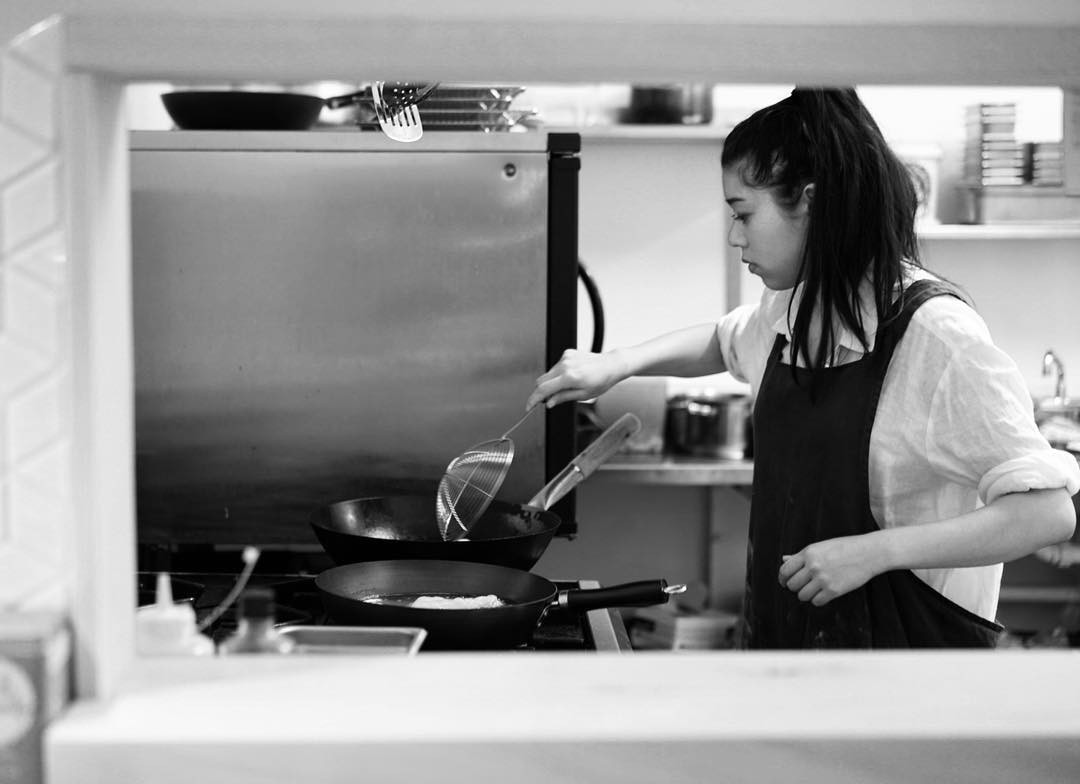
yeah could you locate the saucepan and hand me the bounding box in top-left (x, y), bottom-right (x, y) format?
top-left (664, 392), bottom-right (752, 459)
top-left (315, 558), bottom-right (685, 649)
top-left (310, 414), bottom-right (641, 571)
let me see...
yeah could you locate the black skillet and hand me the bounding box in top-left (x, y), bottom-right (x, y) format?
top-left (315, 559), bottom-right (685, 650)
top-left (161, 89), bottom-right (369, 130)
top-left (310, 414), bottom-right (641, 571)
top-left (311, 494), bottom-right (561, 571)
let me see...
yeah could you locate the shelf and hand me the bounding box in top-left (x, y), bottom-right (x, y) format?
top-left (545, 124), bottom-right (730, 142)
top-left (999, 585), bottom-right (1080, 603)
top-left (596, 454), bottom-right (754, 485)
top-left (917, 223), bottom-right (1080, 240)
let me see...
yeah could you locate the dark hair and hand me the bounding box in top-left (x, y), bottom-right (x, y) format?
top-left (721, 88), bottom-right (922, 377)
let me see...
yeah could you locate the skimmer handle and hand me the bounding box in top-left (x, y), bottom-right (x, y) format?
top-left (501, 405), bottom-right (539, 439)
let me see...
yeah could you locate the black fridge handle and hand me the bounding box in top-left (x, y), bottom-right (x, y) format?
top-left (577, 259), bottom-right (605, 354)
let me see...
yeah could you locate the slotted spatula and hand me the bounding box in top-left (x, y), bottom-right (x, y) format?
top-left (371, 82), bottom-right (438, 144)
top-left (377, 82), bottom-right (440, 114)
top-left (370, 81), bottom-right (425, 143)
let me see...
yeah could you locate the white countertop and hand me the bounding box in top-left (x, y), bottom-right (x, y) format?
top-left (46, 651), bottom-right (1080, 784)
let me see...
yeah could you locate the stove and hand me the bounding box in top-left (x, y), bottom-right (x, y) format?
top-left (136, 551), bottom-right (632, 652)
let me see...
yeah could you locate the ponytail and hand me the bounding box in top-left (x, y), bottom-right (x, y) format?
top-left (722, 88), bottom-right (922, 380)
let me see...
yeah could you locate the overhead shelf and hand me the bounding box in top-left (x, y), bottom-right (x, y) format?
top-left (918, 223), bottom-right (1080, 240)
top-left (545, 124), bottom-right (729, 142)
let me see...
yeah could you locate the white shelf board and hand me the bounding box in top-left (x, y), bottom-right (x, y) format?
top-left (545, 124), bottom-right (729, 142)
top-left (918, 223), bottom-right (1080, 240)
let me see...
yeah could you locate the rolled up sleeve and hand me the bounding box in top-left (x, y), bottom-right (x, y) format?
top-left (979, 451), bottom-right (1080, 505)
top-left (715, 302), bottom-right (777, 394)
top-left (927, 342), bottom-right (1080, 505)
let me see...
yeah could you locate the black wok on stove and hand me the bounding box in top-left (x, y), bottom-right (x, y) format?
top-left (310, 494), bottom-right (562, 571)
top-left (310, 413), bottom-right (642, 571)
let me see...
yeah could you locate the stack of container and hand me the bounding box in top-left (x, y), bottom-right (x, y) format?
top-left (1026, 141), bottom-right (1065, 186)
top-left (963, 103), bottom-right (1024, 186)
top-left (960, 102), bottom-right (1075, 223)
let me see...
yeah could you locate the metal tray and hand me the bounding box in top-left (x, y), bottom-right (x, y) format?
top-left (353, 98), bottom-right (517, 112)
top-left (278, 625), bottom-right (426, 655)
top-left (405, 85), bottom-right (525, 101)
top-left (357, 110), bottom-right (537, 133)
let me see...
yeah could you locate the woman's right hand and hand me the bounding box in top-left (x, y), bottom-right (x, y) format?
top-left (526, 349), bottom-right (631, 411)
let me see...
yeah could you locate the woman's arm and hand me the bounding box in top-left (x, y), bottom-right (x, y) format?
top-left (526, 322), bottom-right (727, 410)
top-left (779, 488), bottom-right (1077, 606)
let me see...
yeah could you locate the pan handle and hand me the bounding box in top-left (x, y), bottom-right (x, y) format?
top-left (527, 412), bottom-right (641, 510)
top-left (325, 90), bottom-right (368, 109)
top-left (557, 579), bottom-right (686, 612)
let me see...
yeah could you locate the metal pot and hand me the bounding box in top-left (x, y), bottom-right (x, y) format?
top-left (625, 84), bottom-right (713, 125)
top-left (664, 393), bottom-right (751, 459)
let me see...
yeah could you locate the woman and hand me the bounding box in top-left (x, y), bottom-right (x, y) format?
top-left (527, 88), bottom-right (1079, 648)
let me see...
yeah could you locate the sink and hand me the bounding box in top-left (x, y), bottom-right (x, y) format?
top-left (1037, 350), bottom-right (1080, 426)
top-left (1036, 398), bottom-right (1080, 423)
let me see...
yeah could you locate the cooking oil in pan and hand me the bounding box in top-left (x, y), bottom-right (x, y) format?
top-left (361, 593), bottom-right (507, 610)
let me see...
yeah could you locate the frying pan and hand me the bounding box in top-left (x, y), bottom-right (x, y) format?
top-left (310, 414), bottom-right (641, 570)
top-left (315, 559), bottom-right (685, 650)
top-left (161, 89), bottom-right (369, 131)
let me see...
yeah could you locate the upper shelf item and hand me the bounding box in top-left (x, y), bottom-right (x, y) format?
top-left (369, 80), bottom-right (425, 142)
top-left (161, 88), bottom-right (368, 130)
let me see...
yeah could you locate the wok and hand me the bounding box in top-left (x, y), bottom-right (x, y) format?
top-left (161, 89), bottom-right (370, 131)
top-left (310, 413), bottom-right (640, 570)
top-left (315, 559), bottom-right (685, 649)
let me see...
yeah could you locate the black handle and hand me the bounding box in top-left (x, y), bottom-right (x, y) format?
top-left (325, 90), bottom-right (368, 109)
top-left (577, 260), bottom-right (604, 354)
top-left (559, 579), bottom-right (675, 612)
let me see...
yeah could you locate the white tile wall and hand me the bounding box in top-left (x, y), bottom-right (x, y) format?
top-left (0, 18), bottom-right (71, 613)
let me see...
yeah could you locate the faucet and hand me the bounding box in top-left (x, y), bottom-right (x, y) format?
top-left (1042, 349), bottom-right (1067, 401)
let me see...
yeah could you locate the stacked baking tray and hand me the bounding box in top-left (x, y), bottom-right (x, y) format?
top-left (357, 84), bottom-right (536, 132)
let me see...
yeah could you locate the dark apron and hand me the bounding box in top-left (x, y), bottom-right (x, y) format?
top-left (743, 279), bottom-right (1004, 649)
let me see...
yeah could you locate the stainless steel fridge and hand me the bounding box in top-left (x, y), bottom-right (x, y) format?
top-left (129, 130), bottom-right (584, 551)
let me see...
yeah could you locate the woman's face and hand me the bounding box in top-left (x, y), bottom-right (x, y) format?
top-left (722, 163), bottom-right (811, 291)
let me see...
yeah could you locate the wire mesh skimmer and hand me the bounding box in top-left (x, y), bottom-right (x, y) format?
top-left (436, 406), bottom-right (540, 541)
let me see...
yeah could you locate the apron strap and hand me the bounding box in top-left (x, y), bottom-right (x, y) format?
top-left (872, 277), bottom-right (969, 370)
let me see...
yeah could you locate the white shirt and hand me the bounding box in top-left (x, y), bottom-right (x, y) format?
top-left (716, 271), bottom-right (1080, 621)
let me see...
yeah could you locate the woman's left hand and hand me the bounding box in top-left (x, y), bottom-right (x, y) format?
top-left (778, 534), bottom-right (884, 606)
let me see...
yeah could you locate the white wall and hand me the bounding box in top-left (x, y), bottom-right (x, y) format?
top-left (924, 237), bottom-right (1080, 397)
top-left (573, 136), bottom-right (738, 396)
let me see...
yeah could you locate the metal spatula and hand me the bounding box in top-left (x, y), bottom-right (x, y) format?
top-left (370, 81), bottom-right (424, 143)
top-left (436, 406), bottom-right (540, 541)
top-left (522, 413), bottom-right (642, 512)
top-left (377, 81), bottom-right (440, 114)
